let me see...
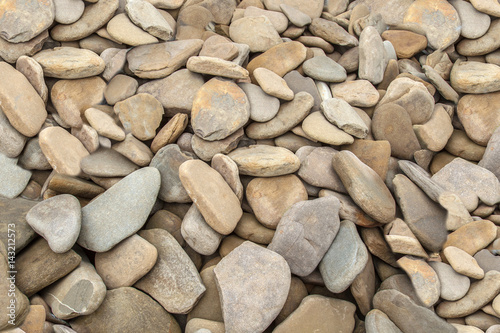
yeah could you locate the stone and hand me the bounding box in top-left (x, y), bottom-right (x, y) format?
top-left (15, 238), bottom-right (81, 297)
top-left (214, 241), bottom-right (290, 333)
top-left (187, 266), bottom-right (223, 322)
top-left (54, 0), bottom-right (85, 24)
top-left (444, 246), bottom-right (485, 280)
top-left (303, 56), bottom-right (347, 83)
top-left (51, 76), bottom-right (106, 128)
top-left (101, 48), bottom-right (128, 81)
top-left (342, 139), bottom-right (391, 179)
top-left (351, 253), bottom-right (377, 315)
top-left (42, 253), bottom-right (106, 320)
top-left (384, 219), bottom-right (428, 258)
top-left (228, 145), bottom-right (301, 177)
top-left (134, 229), bottom-right (204, 314)
top-left (274, 295), bottom-right (356, 333)
top-left (114, 93), bottom-right (164, 140)
top-left (175, 5), bottom-right (213, 40)
top-left (333, 151), bottom-right (396, 224)
top-left (378, 77), bottom-right (434, 125)
top-left (107, 13), bottom-right (159, 46)
top-left (238, 83), bottom-right (280, 122)
top-left (0, 30), bottom-right (48, 64)
top-left (469, 0), bottom-right (500, 17)
top-left (457, 19), bottom-right (500, 56)
top-left (191, 128), bottom-right (243, 162)
top-left (15, 55), bottom-right (48, 106)
top-left (151, 113), bottom-right (188, 154)
top-left (253, 67), bottom-right (294, 100)
top-left (233, 213), bottom-right (275, 245)
top-left (70, 287), bottom-right (180, 333)
top-left (145, 209), bottom-right (184, 245)
top-left (85, 108), bottom-right (125, 141)
top-left (429, 261), bottom-right (470, 301)
top-left (457, 91), bottom-right (500, 145)
top-left (320, 190), bottom-right (379, 227)
top-left (186, 56), bottom-right (249, 80)
top-left (413, 104), bottom-right (454, 152)
top-left (0, 62), bottom-right (46, 137)
top-left (451, 61), bottom-right (500, 94)
top-left (443, 219), bottom-right (498, 256)
top-left (150, 144), bottom-right (194, 203)
top-left (0, 197), bottom-right (38, 253)
top-left (359, 26), bottom-right (385, 85)
top-left (51, 0), bottom-right (119, 41)
top-left (365, 309), bottom-right (403, 333)
top-left (78, 167), bottom-right (160, 252)
top-left (321, 98), bottom-right (368, 138)
top-left (0, 0), bottom-right (54, 43)
top-left (94, 234), bottom-right (157, 289)
top-left (104, 74), bottom-right (138, 105)
top-left (80, 148), bottom-right (139, 177)
top-left (26, 194), bottom-right (81, 253)
top-left (126, 39), bottom-right (204, 79)
top-left (393, 174), bottom-right (448, 252)
top-left (246, 91), bottom-right (313, 139)
top-left (432, 158), bottom-right (500, 212)
top-left (331, 80), bottom-right (379, 107)
top-left (0, 153), bottom-right (31, 199)
top-left (284, 70), bottom-right (322, 111)
top-left (199, 35), bottom-right (238, 61)
top-left (374, 289), bottom-right (457, 332)
top-left (211, 153), bottom-right (244, 200)
top-left (185, 319), bottom-right (224, 333)
top-left (112, 133), bottom-right (153, 167)
top-left (320, 220), bottom-right (369, 293)
top-left (423, 65), bottom-right (459, 103)
top-left (191, 78), bottom-right (249, 141)
top-left (437, 271), bottom-right (500, 318)
top-left (244, 6), bottom-right (288, 33)
top-left (33, 47), bottom-right (105, 79)
top-left (381, 30), bottom-right (427, 59)
top-left (302, 112), bottom-right (354, 145)
top-left (125, 0), bottom-right (173, 40)
top-left (274, 277), bottom-right (308, 325)
top-left (39, 127), bottom-right (89, 177)
top-left (466, 312), bottom-right (500, 331)
top-left (450, 0), bottom-right (490, 39)
top-left (263, 0), bottom-right (322, 19)
top-left (181, 204), bottom-right (223, 256)
top-left (229, 16), bottom-right (282, 53)
top-left (275, 132), bottom-right (321, 153)
top-left (397, 256), bottom-right (440, 307)
top-left (309, 18), bottom-right (358, 47)
top-left (268, 196), bottom-right (340, 276)
top-left (475, 249), bottom-right (500, 273)
top-left (179, 160), bottom-right (242, 235)
top-left (379, 274), bottom-right (422, 305)
top-left (280, 4), bottom-right (311, 27)
top-left (297, 147), bottom-right (346, 192)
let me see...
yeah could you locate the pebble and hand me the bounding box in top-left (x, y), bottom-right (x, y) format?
top-left (244, 6), bottom-right (288, 33)
top-left (214, 241), bottom-right (291, 333)
top-left (85, 108), bottom-right (125, 141)
top-left (428, 261), bottom-right (470, 301)
top-left (280, 4), bottom-right (311, 27)
top-left (181, 204), bottom-right (223, 256)
top-left (78, 167), bottom-right (160, 252)
top-left (450, 0), bottom-right (491, 39)
top-left (15, 55), bottom-right (48, 104)
top-left (331, 79), bottom-right (379, 107)
top-left (233, 213), bottom-right (275, 245)
top-left (53, 0), bottom-right (85, 24)
top-left (211, 153), bottom-right (244, 201)
top-left (238, 82), bottom-right (280, 122)
top-left (297, 146), bottom-right (346, 192)
top-left (264, 0), bottom-right (323, 19)
top-left (253, 67), bottom-right (294, 100)
top-left (284, 70), bottom-right (322, 111)
top-left (443, 219), bottom-right (498, 256)
top-left (423, 65), bottom-right (460, 103)
top-left (343, 139), bottom-right (391, 179)
top-left (0, 197), bottom-right (40, 253)
top-left (0, 153), bottom-right (31, 199)
top-left (475, 249), bottom-right (500, 273)
top-left (444, 246), bottom-right (485, 280)
top-left (229, 16), bottom-right (282, 53)
top-left (451, 61), bottom-right (500, 94)
top-left (104, 74), bottom-right (138, 105)
top-left (384, 218), bottom-right (428, 258)
top-left (135, 228), bottom-right (205, 314)
top-left (191, 127), bottom-right (243, 162)
top-left (187, 266), bottom-right (223, 322)
top-left (0, 30), bottom-right (49, 65)
top-left (381, 30), bottom-right (427, 59)
top-left (125, 0), bottom-right (173, 41)
top-left (26, 194), bottom-right (81, 253)
top-left (302, 111), bottom-right (354, 145)
top-left (199, 35), bottom-right (238, 61)
top-left (397, 256), bottom-right (440, 307)
top-left (70, 287), bottom-right (180, 333)
top-left (33, 47), bottom-right (105, 79)
top-left (309, 18), bottom-right (358, 47)
top-left (80, 148), bottom-right (139, 177)
top-left (112, 133), bottom-right (153, 167)
top-left (321, 98), bottom-right (369, 138)
top-left (457, 19), bottom-right (500, 56)
top-left (187, 56), bottom-right (249, 80)
top-left (359, 26), bottom-right (386, 85)
top-left (479, 127), bottom-right (500, 178)
top-left (303, 56), bottom-right (347, 83)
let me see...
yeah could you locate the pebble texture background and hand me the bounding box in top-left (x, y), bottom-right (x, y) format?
top-left (1, 0), bottom-right (500, 332)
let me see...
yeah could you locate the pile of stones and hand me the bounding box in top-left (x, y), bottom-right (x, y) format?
top-left (1, 0), bottom-right (500, 332)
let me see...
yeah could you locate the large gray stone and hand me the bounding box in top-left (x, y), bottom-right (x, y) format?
top-left (0, 153), bottom-right (31, 199)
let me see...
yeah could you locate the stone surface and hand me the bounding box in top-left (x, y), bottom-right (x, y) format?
top-left (238, 83), bottom-right (280, 122)
top-left (70, 287), bottom-right (180, 333)
top-left (80, 148), bottom-right (139, 177)
top-left (297, 146), bottom-right (346, 192)
top-left (444, 246), bottom-right (485, 280)
top-left (233, 213), bottom-right (275, 245)
top-left (302, 111), bottom-right (354, 145)
top-left (268, 196), bottom-right (341, 276)
top-left (342, 139), bottom-right (391, 179)
top-left (112, 133), bottom-right (153, 167)
top-left (186, 56), bottom-right (249, 80)
top-left (85, 108), bottom-right (125, 141)
top-left (320, 220), bottom-right (369, 293)
top-left (382, 30), bottom-right (427, 59)
top-left (475, 249), bottom-right (500, 273)
top-left (331, 79), bottom-right (379, 107)
top-left (0, 30), bottom-right (48, 64)
top-left (214, 241), bottom-right (290, 333)
top-left (15, 55), bottom-right (48, 104)
top-left (0, 197), bottom-right (38, 253)
top-left (78, 167), bottom-right (160, 252)
top-left (457, 19), bottom-right (500, 56)
top-left (191, 78), bottom-right (249, 142)
top-left (242, 6), bottom-right (288, 33)
top-left (359, 26), bottom-right (385, 85)
top-left (179, 160), bottom-right (242, 235)
top-left (253, 67), bottom-right (294, 100)
top-left (303, 56), bottom-right (347, 83)
top-left (54, 0), bottom-right (85, 24)
top-left (413, 104), bottom-right (455, 151)
top-left (151, 113), bottom-right (188, 154)
top-left (384, 218), bottom-right (428, 258)
top-left (429, 261), bottom-right (470, 301)
top-left (181, 204), bottom-right (223, 256)
top-left (104, 74), bottom-right (138, 106)
top-left (0, 153), bottom-right (31, 199)
top-left (107, 13), bottom-right (159, 46)
top-left (321, 98), bottom-right (369, 138)
top-left (450, 0), bottom-right (490, 39)
top-left (246, 42), bottom-right (307, 79)
top-left (451, 61), bottom-right (500, 94)
top-left (444, 219), bottom-right (498, 256)
top-left (397, 256), bottom-right (440, 307)
top-left (191, 127), bottom-right (243, 162)
top-left (365, 309), bottom-right (403, 333)
top-left (126, 0), bottom-right (173, 40)
top-left (229, 16), bottom-right (282, 53)
top-left (309, 18), bottom-right (358, 47)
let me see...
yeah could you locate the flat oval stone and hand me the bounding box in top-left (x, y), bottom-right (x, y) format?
top-left (246, 91), bottom-right (313, 139)
top-left (332, 151), bottom-right (396, 224)
top-left (229, 16), bottom-right (282, 53)
top-left (237, 82), bottom-right (280, 122)
top-left (253, 67), bottom-right (294, 100)
top-left (302, 112), bottom-right (354, 145)
top-left (303, 56), bottom-right (347, 83)
top-left (359, 26), bottom-right (386, 85)
top-left (444, 246), bottom-right (485, 280)
top-left (15, 55), bottom-right (48, 104)
top-left (0, 30), bottom-right (48, 66)
top-left (214, 241), bottom-right (291, 333)
top-left (114, 93), bottom-right (164, 140)
top-left (107, 13), bottom-right (159, 46)
top-left (365, 309), bottom-right (403, 333)
top-left (125, 0), bottom-right (173, 40)
top-left (451, 61), bottom-right (500, 94)
top-left (331, 80), bottom-right (380, 107)
top-left (397, 256), bottom-right (440, 307)
top-left (321, 98), bottom-right (369, 138)
top-left (309, 18), bottom-right (359, 47)
top-left (50, 0), bottom-right (119, 41)
top-left (151, 113), bottom-right (188, 154)
top-left (80, 148), bottom-right (139, 177)
top-left (181, 204), bottom-right (223, 256)
top-left (246, 174), bottom-right (308, 229)
top-left (0, 197), bottom-right (39, 253)
top-left (135, 228), bottom-right (205, 314)
top-left (0, 109), bottom-right (26, 158)
top-left (70, 287), bottom-right (180, 333)
top-left (457, 19), bottom-right (500, 56)
top-left (297, 146), bottom-right (346, 192)
top-left (228, 145), bottom-right (301, 177)
top-left (268, 196), bottom-right (341, 276)
top-left (77, 167), bottom-right (160, 252)
top-left (233, 213), bottom-right (275, 245)
top-left (33, 47), bottom-right (104, 79)
top-left (319, 220), bottom-right (369, 293)
top-left (54, 0), bottom-right (85, 24)
top-left (450, 0), bottom-right (490, 39)
top-left (437, 271), bottom-right (500, 318)
top-left (39, 127), bottom-right (89, 177)
top-left (381, 30), bottom-right (428, 59)
top-left (26, 194), bottom-right (81, 253)
top-left (0, 0), bottom-right (54, 43)
top-left (191, 128), bottom-right (243, 162)
top-left (187, 266), bottom-right (223, 323)
top-left (94, 234), bottom-right (158, 289)
top-left (443, 219), bottom-right (497, 256)
top-left (179, 160), bottom-right (242, 235)
top-left (186, 56), bottom-right (249, 80)
top-left (429, 261), bottom-right (470, 301)
top-left (85, 108), bottom-right (125, 141)
top-left (191, 77), bottom-right (249, 142)
top-left (0, 62), bottom-right (46, 137)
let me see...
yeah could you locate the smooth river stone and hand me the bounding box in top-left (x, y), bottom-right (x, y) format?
top-left (125, 0), bottom-right (173, 40)
top-left (50, 0), bottom-right (119, 41)
top-left (331, 79), bottom-right (380, 107)
top-left (332, 151), bottom-right (396, 224)
top-left (302, 111), bottom-right (354, 146)
top-left (214, 241), bottom-right (291, 333)
top-left (245, 91), bottom-right (313, 140)
top-left (77, 167), bottom-right (160, 252)
top-left (321, 98), bottom-right (369, 138)
top-left (228, 145), bottom-right (301, 177)
top-left (451, 60), bottom-right (500, 94)
top-left (359, 26), bottom-right (386, 85)
top-left (365, 309), bottom-right (403, 333)
top-left (181, 204), bottom-right (223, 256)
top-left (320, 220), bottom-right (369, 293)
top-left (186, 56), bottom-right (249, 80)
top-left (25, 194), bottom-right (81, 253)
top-left (457, 19), bottom-right (500, 56)
top-left (297, 146), bottom-right (346, 193)
top-left (397, 256), bottom-right (440, 307)
top-left (238, 82), bottom-right (280, 122)
top-left (0, 197), bottom-right (37, 253)
top-left (443, 219), bottom-right (497, 256)
top-left (229, 16), bottom-right (282, 53)
top-left (191, 77), bottom-right (249, 142)
top-left (437, 271), bottom-right (500, 318)
top-left (0, 62), bottom-right (46, 137)
top-left (179, 159), bottom-right (242, 235)
top-left (0, 153), bottom-right (31, 199)
top-left (429, 261), bottom-right (470, 301)
top-left (106, 13), bottom-right (159, 46)
top-left (246, 174), bottom-right (308, 229)
top-left (135, 229), bottom-right (205, 314)
top-left (309, 18), bottom-right (359, 47)
top-left (268, 196), bottom-right (341, 276)
top-left (80, 148), bottom-right (139, 177)
top-left (33, 47), bottom-right (105, 79)
top-left (70, 287), bottom-right (180, 333)
top-left (449, 0), bottom-right (491, 39)
top-left (191, 128), bottom-right (243, 162)
top-left (302, 56), bottom-right (347, 83)
top-left (444, 246), bottom-right (485, 280)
